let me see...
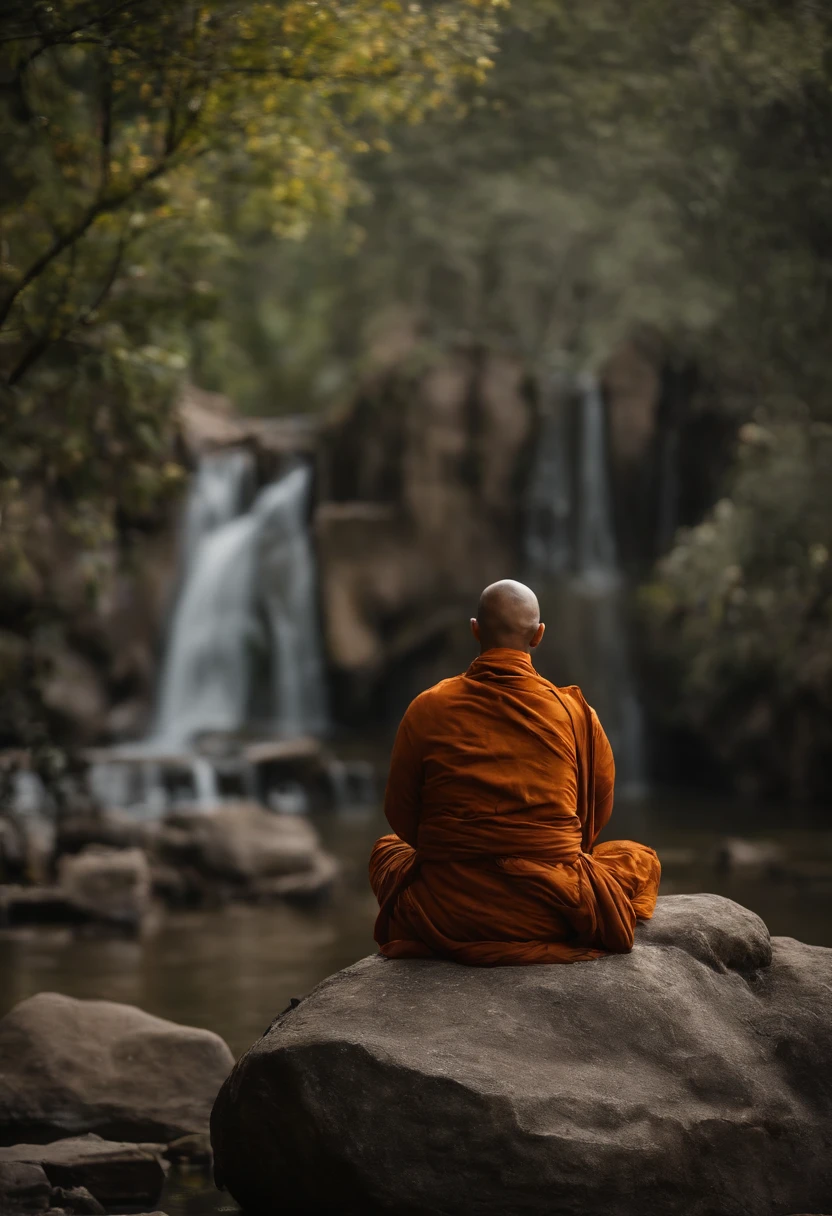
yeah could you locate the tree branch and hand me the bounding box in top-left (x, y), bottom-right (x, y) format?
top-left (7, 240), bottom-right (78, 386)
top-left (7, 228), bottom-right (130, 387)
top-left (100, 55), bottom-right (113, 189)
top-left (0, 131), bottom-right (194, 332)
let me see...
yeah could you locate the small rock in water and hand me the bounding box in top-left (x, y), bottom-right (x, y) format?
top-left (0, 1137), bottom-right (165, 1208)
top-left (48, 1184), bottom-right (105, 1214)
top-left (163, 1133), bottom-right (212, 1167)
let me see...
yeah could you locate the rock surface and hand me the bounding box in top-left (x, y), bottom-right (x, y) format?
top-left (0, 1137), bottom-right (165, 1207)
top-left (48, 1185), bottom-right (105, 1215)
top-left (211, 894), bottom-right (832, 1216)
top-left (158, 802), bottom-right (335, 895)
top-left (0, 1161), bottom-right (52, 1214)
top-left (0, 993), bottom-right (234, 1146)
top-left (57, 846), bottom-right (151, 928)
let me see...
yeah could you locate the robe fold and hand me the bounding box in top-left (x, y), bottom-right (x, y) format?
top-left (369, 648), bottom-right (660, 965)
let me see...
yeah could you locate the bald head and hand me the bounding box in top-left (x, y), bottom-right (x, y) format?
top-left (471, 580), bottom-right (545, 654)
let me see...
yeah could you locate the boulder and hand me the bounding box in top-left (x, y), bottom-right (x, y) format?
top-left (0, 992), bottom-right (234, 1146)
top-left (0, 1137), bottom-right (165, 1208)
top-left (57, 846), bottom-right (151, 929)
top-left (211, 894), bottom-right (832, 1216)
top-left (158, 802), bottom-right (335, 892)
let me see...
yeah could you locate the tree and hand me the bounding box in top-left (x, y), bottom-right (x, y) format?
top-left (0, 0), bottom-right (499, 757)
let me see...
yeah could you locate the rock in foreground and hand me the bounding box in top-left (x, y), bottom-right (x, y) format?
top-left (0, 993), bottom-right (234, 1145)
top-left (0, 1136), bottom-right (165, 1208)
top-left (211, 894), bottom-right (832, 1216)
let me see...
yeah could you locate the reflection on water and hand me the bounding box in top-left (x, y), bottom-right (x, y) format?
top-left (161, 1169), bottom-right (242, 1216)
top-left (0, 806), bottom-right (380, 1055)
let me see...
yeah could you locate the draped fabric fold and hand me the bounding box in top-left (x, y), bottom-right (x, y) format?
top-left (369, 648), bottom-right (660, 965)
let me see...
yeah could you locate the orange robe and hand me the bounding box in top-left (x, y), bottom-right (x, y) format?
top-left (369, 648), bottom-right (660, 965)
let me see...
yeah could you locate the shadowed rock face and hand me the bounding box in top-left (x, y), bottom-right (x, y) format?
top-left (0, 993), bottom-right (234, 1147)
top-left (211, 894), bottom-right (832, 1216)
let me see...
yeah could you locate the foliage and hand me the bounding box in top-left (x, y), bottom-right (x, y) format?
top-left (642, 422), bottom-right (832, 799)
top-left (0, 0), bottom-right (498, 752)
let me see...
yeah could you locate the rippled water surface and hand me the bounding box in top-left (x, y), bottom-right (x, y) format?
top-left (1, 789), bottom-right (830, 1213)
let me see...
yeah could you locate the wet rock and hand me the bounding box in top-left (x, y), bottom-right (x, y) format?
top-left (163, 1132), bottom-right (212, 1167)
top-left (0, 886), bottom-right (87, 930)
top-left (0, 992), bottom-right (234, 1145)
top-left (159, 802), bottom-right (336, 897)
top-left (244, 849), bottom-right (339, 905)
top-left (212, 894), bottom-right (832, 1216)
top-left (48, 1184), bottom-right (105, 1214)
top-left (0, 1161), bottom-right (51, 1213)
top-left (57, 810), bottom-right (156, 857)
top-left (0, 1137), bottom-right (165, 1208)
top-left (57, 846), bottom-right (151, 929)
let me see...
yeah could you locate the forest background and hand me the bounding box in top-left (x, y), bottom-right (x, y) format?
top-left (2, 0), bottom-right (832, 801)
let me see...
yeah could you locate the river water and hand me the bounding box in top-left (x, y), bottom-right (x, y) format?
top-left (1, 790), bottom-right (830, 1214)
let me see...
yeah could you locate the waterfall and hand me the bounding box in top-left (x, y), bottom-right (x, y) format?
top-left (526, 374), bottom-right (646, 795)
top-left (524, 372), bottom-right (572, 575)
top-left (575, 375), bottom-right (618, 580)
top-left (257, 469), bottom-right (328, 738)
top-left (182, 448), bottom-right (256, 569)
top-left (153, 457), bottom-right (327, 746)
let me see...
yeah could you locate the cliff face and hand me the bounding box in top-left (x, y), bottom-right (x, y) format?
top-left (316, 349), bottom-right (535, 718)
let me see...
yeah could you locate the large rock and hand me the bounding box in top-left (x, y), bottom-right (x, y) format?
top-left (57, 846), bottom-right (151, 928)
top-left (0, 1137), bottom-right (164, 1208)
top-left (158, 802), bottom-right (335, 893)
top-left (211, 894), bottom-right (832, 1216)
top-left (0, 993), bottom-right (234, 1146)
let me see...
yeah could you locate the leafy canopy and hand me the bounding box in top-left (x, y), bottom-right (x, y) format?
top-left (0, 0), bottom-right (498, 757)
top-left (0, 0), bottom-right (498, 535)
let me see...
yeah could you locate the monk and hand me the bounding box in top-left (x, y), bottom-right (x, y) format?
top-left (369, 579), bottom-right (660, 965)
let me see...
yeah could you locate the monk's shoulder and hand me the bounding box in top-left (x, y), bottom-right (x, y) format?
top-left (551, 681), bottom-right (588, 706)
top-left (403, 674), bottom-right (466, 722)
top-left (538, 680), bottom-right (597, 720)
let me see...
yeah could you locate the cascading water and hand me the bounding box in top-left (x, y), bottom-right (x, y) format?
top-left (154, 459), bottom-right (328, 745)
top-left (526, 373), bottom-right (646, 795)
top-left (87, 453), bottom-right (334, 816)
top-left (181, 448), bottom-right (256, 570)
top-left (575, 376), bottom-right (618, 580)
top-left (525, 372), bottom-right (572, 576)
